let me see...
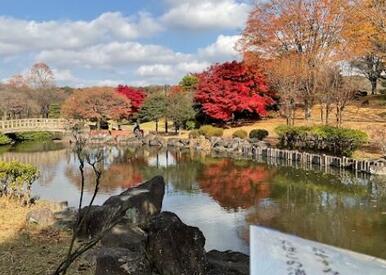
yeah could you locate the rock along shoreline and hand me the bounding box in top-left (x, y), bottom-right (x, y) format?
top-left (28, 176), bottom-right (249, 275)
top-left (81, 132), bottom-right (386, 175)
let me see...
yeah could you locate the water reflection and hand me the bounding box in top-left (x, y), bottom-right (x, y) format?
top-left (197, 158), bottom-right (273, 210)
top-left (1, 143), bottom-right (386, 258)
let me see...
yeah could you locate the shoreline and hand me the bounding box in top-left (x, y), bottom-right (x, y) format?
top-left (78, 132), bottom-right (386, 176)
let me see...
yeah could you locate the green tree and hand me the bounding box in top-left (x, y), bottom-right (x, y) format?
top-left (48, 103), bottom-right (61, 118)
top-left (166, 92), bottom-right (196, 134)
top-left (139, 93), bottom-right (167, 133)
top-left (179, 74), bottom-right (198, 92)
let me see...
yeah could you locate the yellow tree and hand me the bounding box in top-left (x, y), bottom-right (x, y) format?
top-left (240, 0), bottom-right (352, 122)
top-left (345, 0), bottom-right (386, 94)
top-left (265, 53), bottom-right (306, 126)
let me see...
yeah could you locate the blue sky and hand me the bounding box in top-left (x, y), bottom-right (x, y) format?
top-left (0, 0), bottom-right (252, 87)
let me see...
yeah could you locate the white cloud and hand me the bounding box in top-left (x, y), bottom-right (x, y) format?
top-left (136, 64), bottom-right (174, 77)
top-left (52, 69), bottom-right (79, 83)
top-left (176, 61), bottom-right (210, 73)
top-left (136, 61), bottom-right (209, 81)
top-left (198, 34), bottom-right (241, 61)
top-left (36, 42), bottom-right (192, 68)
top-left (161, 0), bottom-right (251, 30)
top-left (0, 12), bottom-right (161, 56)
top-left (0, 2), bottom-right (250, 87)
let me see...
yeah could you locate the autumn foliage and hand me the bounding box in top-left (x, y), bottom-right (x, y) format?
top-left (195, 61), bottom-right (274, 122)
top-left (62, 87), bottom-right (131, 127)
top-left (116, 85), bottom-right (146, 114)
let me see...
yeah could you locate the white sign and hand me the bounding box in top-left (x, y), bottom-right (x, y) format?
top-left (250, 226), bottom-right (386, 275)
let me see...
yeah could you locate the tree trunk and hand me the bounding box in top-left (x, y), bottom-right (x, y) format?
top-left (370, 79), bottom-right (377, 95)
top-left (325, 106), bottom-right (330, 125)
top-left (155, 119), bottom-right (159, 133)
top-left (304, 99), bottom-right (312, 123)
top-left (336, 106), bottom-right (340, 127)
top-left (336, 106), bottom-right (343, 127)
top-left (164, 118), bottom-right (168, 134)
top-left (97, 119), bottom-right (101, 130)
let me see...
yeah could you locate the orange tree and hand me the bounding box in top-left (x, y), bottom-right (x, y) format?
top-left (62, 87), bottom-right (131, 129)
top-left (240, 0), bottom-right (354, 122)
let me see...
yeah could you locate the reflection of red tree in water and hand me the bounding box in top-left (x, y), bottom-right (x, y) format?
top-left (198, 159), bottom-right (272, 210)
top-left (106, 163), bottom-right (143, 189)
top-left (66, 161), bottom-right (144, 193)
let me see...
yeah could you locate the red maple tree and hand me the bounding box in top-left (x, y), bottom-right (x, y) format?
top-left (117, 85), bottom-right (146, 114)
top-left (195, 61), bottom-right (274, 122)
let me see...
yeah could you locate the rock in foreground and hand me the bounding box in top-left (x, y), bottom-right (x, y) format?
top-left (206, 250), bottom-right (249, 275)
top-left (96, 247), bottom-right (152, 275)
top-left (79, 176), bottom-right (165, 238)
top-left (26, 208), bottom-right (55, 226)
top-left (87, 176), bottom-right (249, 275)
top-left (146, 212), bottom-right (207, 275)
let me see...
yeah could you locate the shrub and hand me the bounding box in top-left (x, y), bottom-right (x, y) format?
top-left (232, 130), bottom-right (248, 139)
top-left (275, 125), bottom-right (368, 157)
top-left (189, 130), bottom-right (200, 139)
top-left (198, 125), bottom-right (224, 137)
top-left (0, 161), bottom-right (39, 203)
top-left (185, 120), bottom-right (198, 130)
top-left (14, 131), bottom-right (54, 142)
top-left (249, 129), bottom-right (269, 140)
top-left (0, 134), bottom-right (12, 145)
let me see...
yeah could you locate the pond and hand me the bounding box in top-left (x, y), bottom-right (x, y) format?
top-left (1, 141), bottom-right (386, 259)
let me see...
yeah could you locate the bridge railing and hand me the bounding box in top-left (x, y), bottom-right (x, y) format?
top-left (0, 118), bottom-right (70, 133)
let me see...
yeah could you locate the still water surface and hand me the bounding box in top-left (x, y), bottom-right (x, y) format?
top-left (1, 142), bottom-right (386, 258)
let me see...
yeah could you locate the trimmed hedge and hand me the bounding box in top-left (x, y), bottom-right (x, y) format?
top-left (249, 129), bottom-right (269, 140)
top-left (13, 131), bottom-right (55, 142)
top-left (232, 129), bottom-right (248, 139)
top-left (0, 134), bottom-right (12, 146)
top-left (0, 160), bottom-right (39, 202)
top-left (275, 125), bottom-right (368, 157)
top-left (198, 125), bottom-right (224, 137)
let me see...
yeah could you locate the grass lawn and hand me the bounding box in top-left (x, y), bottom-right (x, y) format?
top-left (0, 198), bottom-right (93, 275)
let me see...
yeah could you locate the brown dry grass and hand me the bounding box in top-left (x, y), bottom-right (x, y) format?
top-left (0, 198), bottom-right (93, 275)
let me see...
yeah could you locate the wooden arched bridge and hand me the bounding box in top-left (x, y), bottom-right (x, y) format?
top-left (0, 118), bottom-right (71, 134)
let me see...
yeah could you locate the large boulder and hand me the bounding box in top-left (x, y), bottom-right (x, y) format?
top-left (54, 207), bottom-right (77, 229)
top-left (78, 176), bottom-right (165, 238)
top-left (96, 247), bottom-right (153, 275)
top-left (167, 138), bottom-right (190, 148)
top-left (211, 137), bottom-right (225, 148)
top-left (104, 176), bottom-right (165, 224)
top-left (206, 250), bottom-right (249, 275)
top-left (144, 134), bottom-right (163, 147)
top-left (26, 208), bottom-right (55, 226)
top-left (78, 205), bottom-right (120, 237)
top-left (146, 212), bottom-right (207, 275)
top-left (101, 224), bottom-right (147, 252)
